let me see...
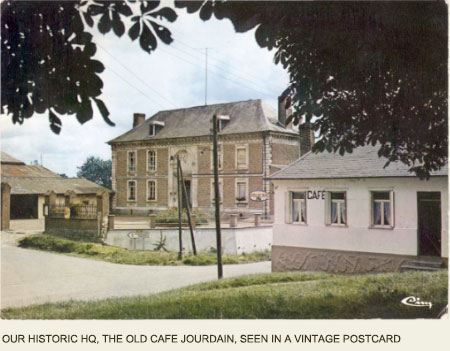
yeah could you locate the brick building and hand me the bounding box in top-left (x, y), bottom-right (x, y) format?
top-left (108, 99), bottom-right (313, 219)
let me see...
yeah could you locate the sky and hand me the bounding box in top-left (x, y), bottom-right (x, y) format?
top-left (0, 2), bottom-right (289, 177)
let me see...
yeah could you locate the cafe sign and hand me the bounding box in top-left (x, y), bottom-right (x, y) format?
top-left (250, 190), bottom-right (268, 202)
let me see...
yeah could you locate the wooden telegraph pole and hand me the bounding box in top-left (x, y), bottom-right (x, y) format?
top-left (178, 157), bottom-right (197, 255)
top-left (176, 155), bottom-right (183, 260)
top-left (212, 114), bottom-right (223, 279)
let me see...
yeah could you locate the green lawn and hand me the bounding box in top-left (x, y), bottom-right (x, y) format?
top-left (2, 271), bottom-right (446, 319)
top-left (17, 234), bottom-right (270, 266)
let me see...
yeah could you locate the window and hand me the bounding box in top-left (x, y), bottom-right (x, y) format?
top-left (149, 124), bottom-right (155, 137)
top-left (236, 180), bottom-right (247, 202)
top-left (128, 181), bottom-right (136, 201)
top-left (330, 192), bottom-right (346, 225)
top-left (147, 180), bottom-right (156, 201)
top-left (236, 146), bottom-right (248, 169)
top-left (211, 179), bottom-right (223, 204)
top-left (371, 191), bottom-right (394, 227)
top-left (128, 151), bottom-right (136, 173)
top-left (147, 150), bottom-right (156, 172)
top-left (217, 115), bottom-right (230, 131)
top-left (292, 192), bottom-right (306, 224)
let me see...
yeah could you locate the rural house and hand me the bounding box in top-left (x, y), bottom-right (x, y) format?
top-left (269, 145), bottom-right (448, 273)
top-left (108, 98), bottom-right (313, 219)
top-left (1, 152), bottom-right (110, 231)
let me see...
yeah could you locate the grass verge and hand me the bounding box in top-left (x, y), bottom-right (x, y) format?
top-left (2, 271), bottom-right (446, 319)
top-left (17, 235), bottom-right (270, 266)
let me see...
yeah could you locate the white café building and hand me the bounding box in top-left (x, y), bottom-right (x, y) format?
top-left (269, 145), bottom-right (448, 273)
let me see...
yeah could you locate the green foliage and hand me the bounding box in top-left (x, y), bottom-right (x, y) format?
top-left (17, 235), bottom-right (269, 266)
top-left (2, 1), bottom-right (446, 176)
top-left (76, 156), bottom-right (112, 189)
top-left (2, 271), bottom-right (447, 319)
top-left (153, 231), bottom-right (168, 252)
top-left (155, 208), bottom-right (208, 225)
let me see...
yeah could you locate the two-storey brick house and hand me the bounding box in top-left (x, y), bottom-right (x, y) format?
top-left (108, 99), bottom-right (313, 219)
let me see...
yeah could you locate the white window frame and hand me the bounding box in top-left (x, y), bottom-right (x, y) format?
top-left (127, 180), bottom-right (137, 202)
top-left (210, 143), bottom-right (223, 171)
top-left (147, 150), bottom-right (157, 172)
top-left (210, 178), bottom-right (223, 204)
top-left (149, 124), bottom-right (155, 137)
top-left (289, 191), bottom-right (307, 225)
top-left (235, 145), bottom-right (248, 170)
top-left (127, 150), bottom-right (136, 173)
top-left (370, 191), bottom-right (394, 228)
top-left (147, 179), bottom-right (157, 202)
top-left (235, 178), bottom-right (248, 204)
top-left (326, 191), bottom-right (347, 226)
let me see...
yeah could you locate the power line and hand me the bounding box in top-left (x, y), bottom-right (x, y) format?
top-left (158, 47), bottom-right (275, 98)
top-left (168, 41), bottom-right (277, 95)
top-left (97, 43), bottom-right (178, 109)
top-left (104, 64), bottom-right (169, 110)
top-left (169, 30), bottom-right (281, 92)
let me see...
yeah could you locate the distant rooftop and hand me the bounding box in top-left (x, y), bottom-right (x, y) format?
top-left (3, 177), bottom-right (109, 195)
top-left (1, 152), bottom-right (110, 194)
top-left (1, 151), bottom-right (25, 165)
top-left (108, 99), bottom-right (297, 144)
top-left (270, 145), bottom-right (448, 180)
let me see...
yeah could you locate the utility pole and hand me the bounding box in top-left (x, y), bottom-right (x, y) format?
top-left (212, 114), bottom-right (223, 279)
top-left (176, 155), bottom-right (183, 260)
top-left (204, 48), bottom-right (208, 105)
top-left (178, 157), bottom-right (197, 255)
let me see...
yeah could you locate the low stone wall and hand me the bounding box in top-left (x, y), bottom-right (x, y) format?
top-left (105, 226), bottom-right (273, 255)
top-left (45, 217), bottom-right (100, 241)
top-left (10, 219), bottom-right (45, 231)
top-left (272, 245), bottom-right (417, 274)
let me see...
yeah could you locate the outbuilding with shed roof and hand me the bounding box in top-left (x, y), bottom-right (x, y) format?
top-left (1, 152), bottom-right (110, 231)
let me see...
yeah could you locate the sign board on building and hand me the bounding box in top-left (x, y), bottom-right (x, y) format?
top-left (250, 191), bottom-right (268, 202)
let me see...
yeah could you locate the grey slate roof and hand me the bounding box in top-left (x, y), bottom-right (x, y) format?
top-left (108, 99), bottom-right (296, 143)
top-left (2, 177), bottom-right (110, 195)
top-left (270, 145), bottom-right (448, 179)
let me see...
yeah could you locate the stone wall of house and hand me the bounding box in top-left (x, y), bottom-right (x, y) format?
top-left (271, 142), bottom-right (300, 165)
top-left (1, 183), bottom-right (11, 230)
top-left (45, 217), bottom-right (101, 241)
top-left (111, 132), bottom-right (300, 218)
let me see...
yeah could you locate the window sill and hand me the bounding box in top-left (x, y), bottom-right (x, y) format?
top-left (147, 170), bottom-right (157, 174)
top-left (146, 200), bottom-right (157, 203)
top-left (326, 223), bottom-right (348, 228)
top-left (236, 202), bottom-right (248, 207)
top-left (287, 222), bottom-right (308, 226)
top-left (369, 225), bottom-right (394, 230)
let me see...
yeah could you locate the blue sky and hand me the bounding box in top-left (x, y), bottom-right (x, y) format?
top-left (0, 3), bottom-right (289, 176)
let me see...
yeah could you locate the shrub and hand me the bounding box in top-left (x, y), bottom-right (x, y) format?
top-left (155, 208), bottom-right (208, 225)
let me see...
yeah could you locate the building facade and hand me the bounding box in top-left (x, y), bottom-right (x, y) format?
top-left (269, 145), bottom-right (448, 273)
top-left (1, 152), bottom-right (110, 231)
top-left (109, 99), bottom-right (313, 219)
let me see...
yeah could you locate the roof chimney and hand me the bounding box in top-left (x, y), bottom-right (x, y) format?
top-left (299, 122), bottom-right (315, 156)
top-left (133, 113), bottom-right (145, 128)
top-left (278, 95), bottom-right (292, 128)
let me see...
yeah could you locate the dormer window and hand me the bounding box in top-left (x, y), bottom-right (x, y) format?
top-left (149, 124), bottom-right (156, 137)
top-left (148, 121), bottom-right (165, 137)
top-left (217, 115), bottom-right (230, 131)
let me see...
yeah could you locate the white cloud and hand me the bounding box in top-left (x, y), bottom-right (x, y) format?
top-left (1, 6), bottom-right (289, 176)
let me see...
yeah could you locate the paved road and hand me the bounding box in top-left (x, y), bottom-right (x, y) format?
top-left (1, 235), bottom-right (271, 309)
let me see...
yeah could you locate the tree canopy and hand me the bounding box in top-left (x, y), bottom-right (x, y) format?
top-left (1, 1), bottom-right (447, 177)
top-left (77, 156), bottom-right (112, 189)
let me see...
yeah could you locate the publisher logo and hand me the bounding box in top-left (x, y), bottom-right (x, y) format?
top-left (401, 296), bottom-right (432, 309)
